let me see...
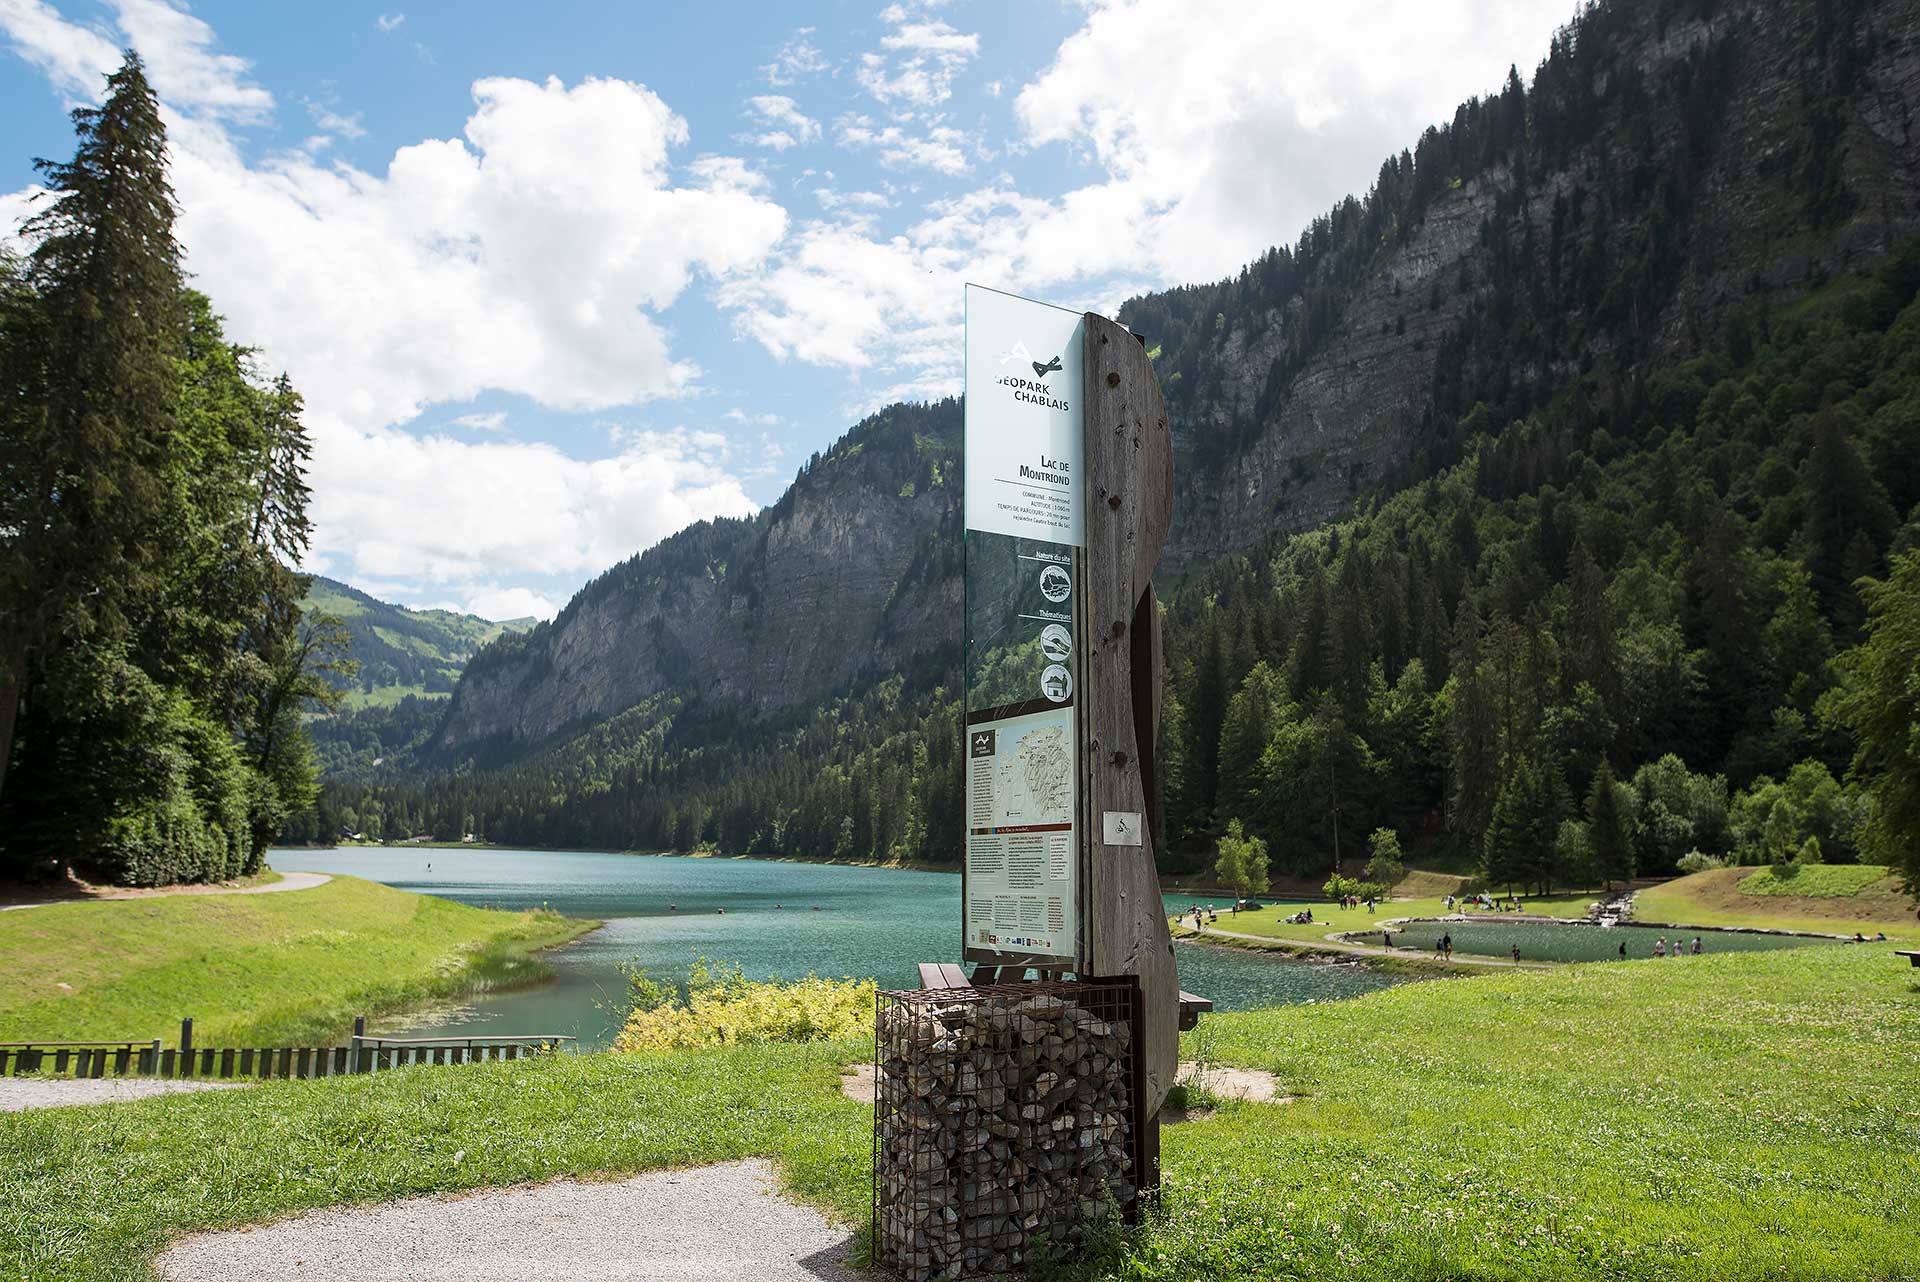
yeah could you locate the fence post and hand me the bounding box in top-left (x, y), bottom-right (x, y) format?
top-left (351, 1016), bottom-right (366, 1073)
top-left (178, 1017), bottom-right (193, 1065)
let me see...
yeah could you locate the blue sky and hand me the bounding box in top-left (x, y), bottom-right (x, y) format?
top-left (1, 0), bottom-right (1567, 619)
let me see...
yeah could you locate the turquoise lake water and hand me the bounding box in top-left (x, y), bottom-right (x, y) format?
top-left (272, 847), bottom-right (1403, 1049)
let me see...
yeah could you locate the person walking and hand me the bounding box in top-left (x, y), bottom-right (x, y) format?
top-left (1691, 936), bottom-right (1702, 955)
top-left (1439, 932), bottom-right (1453, 960)
top-left (1511, 944), bottom-right (1521, 964)
top-left (1618, 940), bottom-right (1628, 960)
top-left (1654, 936), bottom-right (1667, 958)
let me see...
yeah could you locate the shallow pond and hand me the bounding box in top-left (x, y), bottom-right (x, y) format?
top-left (272, 848), bottom-right (1404, 1049)
top-left (1364, 918), bottom-right (1838, 964)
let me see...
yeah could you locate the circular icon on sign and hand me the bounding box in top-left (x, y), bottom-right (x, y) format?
top-left (1041, 664), bottom-right (1073, 703)
top-left (1038, 564), bottom-right (1071, 604)
top-left (1039, 623), bottom-right (1072, 663)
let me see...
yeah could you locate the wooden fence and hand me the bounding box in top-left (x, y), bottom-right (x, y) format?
top-left (1, 1018), bottom-right (574, 1082)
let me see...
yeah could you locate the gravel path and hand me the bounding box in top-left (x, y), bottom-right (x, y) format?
top-left (158, 1159), bottom-right (860, 1282)
top-left (0, 1078), bottom-right (246, 1111)
top-left (0, 871), bottom-right (330, 911)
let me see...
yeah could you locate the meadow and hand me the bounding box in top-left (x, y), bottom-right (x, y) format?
top-left (0, 876), bottom-right (590, 1045)
top-left (3, 938), bottom-right (1914, 1281)
top-left (1633, 866), bottom-right (1914, 936)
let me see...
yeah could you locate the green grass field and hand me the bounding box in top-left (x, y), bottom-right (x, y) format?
top-left (1735, 863), bottom-right (1904, 898)
top-left (1634, 866), bottom-right (1915, 937)
top-left (3, 943), bottom-right (1914, 1280)
top-left (0, 876), bottom-right (590, 1045)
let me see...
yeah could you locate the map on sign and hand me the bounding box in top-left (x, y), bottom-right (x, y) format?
top-left (998, 722), bottom-right (1071, 827)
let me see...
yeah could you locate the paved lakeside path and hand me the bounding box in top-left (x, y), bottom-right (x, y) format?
top-left (0, 870), bottom-right (331, 912)
top-left (1184, 920), bottom-right (1557, 970)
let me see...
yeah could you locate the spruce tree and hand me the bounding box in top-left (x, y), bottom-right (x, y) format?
top-left (1587, 762), bottom-right (1634, 887)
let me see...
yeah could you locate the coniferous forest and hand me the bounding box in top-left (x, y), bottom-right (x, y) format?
top-left (0, 56), bottom-right (343, 886)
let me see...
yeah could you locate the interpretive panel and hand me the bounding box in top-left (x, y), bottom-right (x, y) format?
top-left (963, 707), bottom-right (1074, 956)
top-left (962, 284), bottom-right (1084, 967)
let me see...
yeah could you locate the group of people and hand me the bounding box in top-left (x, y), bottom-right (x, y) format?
top-left (1336, 894), bottom-right (1377, 913)
top-left (1646, 935), bottom-right (1703, 958)
top-left (1444, 892), bottom-right (1525, 913)
top-left (1184, 906), bottom-right (1218, 930)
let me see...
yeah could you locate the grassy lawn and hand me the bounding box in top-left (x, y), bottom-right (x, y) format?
top-left (3, 943), bottom-right (1914, 1280)
top-left (1094, 942), bottom-right (1920, 1281)
top-left (1634, 867), bottom-right (1915, 938)
top-left (1176, 890), bottom-right (1607, 947)
top-left (1735, 863), bottom-right (1904, 898)
top-left (0, 1041), bottom-right (871, 1282)
top-left (0, 876), bottom-right (591, 1045)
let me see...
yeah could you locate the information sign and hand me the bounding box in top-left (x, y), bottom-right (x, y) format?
top-left (962, 285), bottom-right (1085, 966)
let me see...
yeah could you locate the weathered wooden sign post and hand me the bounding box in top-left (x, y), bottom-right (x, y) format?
top-left (872, 288), bottom-right (1184, 1281)
top-left (957, 284), bottom-right (1180, 1169)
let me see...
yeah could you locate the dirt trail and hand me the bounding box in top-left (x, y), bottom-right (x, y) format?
top-left (0, 871), bottom-right (330, 912)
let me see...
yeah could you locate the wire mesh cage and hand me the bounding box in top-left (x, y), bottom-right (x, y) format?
top-left (872, 979), bottom-right (1140, 1281)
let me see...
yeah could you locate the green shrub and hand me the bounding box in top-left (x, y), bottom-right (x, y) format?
top-left (613, 958), bottom-right (875, 1051)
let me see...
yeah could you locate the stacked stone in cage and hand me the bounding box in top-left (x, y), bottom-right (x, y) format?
top-left (874, 986), bottom-right (1135, 1281)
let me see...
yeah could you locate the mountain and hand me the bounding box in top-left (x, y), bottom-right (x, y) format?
top-left (306, 576), bottom-right (537, 711)
top-left (432, 402), bottom-right (960, 757)
top-left (293, 0), bottom-right (1920, 872)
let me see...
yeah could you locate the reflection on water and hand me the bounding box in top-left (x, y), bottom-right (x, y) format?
top-left (272, 848), bottom-right (1406, 1049)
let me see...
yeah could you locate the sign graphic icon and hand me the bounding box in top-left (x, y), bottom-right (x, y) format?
top-left (1039, 564), bottom-right (1071, 603)
top-left (1039, 623), bottom-right (1072, 662)
top-left (1031, 355), bottom-right (1062, 378)
top-left (1102, 811), bottom-right (1144, 847)
top-left (1041, 664), bottom-right (1073, 702)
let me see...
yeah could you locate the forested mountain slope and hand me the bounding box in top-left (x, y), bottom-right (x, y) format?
top-left (295, 0), bottom-right (1920, 879)
top-left (306, 577), bottom-right (535, 710)
top-left (1131, 0), bottom-right (1919, 563)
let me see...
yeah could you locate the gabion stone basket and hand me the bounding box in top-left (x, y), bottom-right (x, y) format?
top-left (872, 980), bottom-right (1139, 1281)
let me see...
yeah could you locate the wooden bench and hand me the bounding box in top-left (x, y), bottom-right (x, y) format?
top-left (1897, 950), bottom-right (1919, 968)
top-left (916, 963), bottom-right (1212, 1030)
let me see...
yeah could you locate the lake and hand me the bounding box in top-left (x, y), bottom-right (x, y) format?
top-left (272, 847), bottom-right (1402, 1049)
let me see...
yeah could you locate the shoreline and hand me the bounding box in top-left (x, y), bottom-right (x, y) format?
top-left (281, 842), bottom-right (959, 875)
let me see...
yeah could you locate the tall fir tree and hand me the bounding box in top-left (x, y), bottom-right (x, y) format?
top-left (0, 52), bottom-right (182, 799)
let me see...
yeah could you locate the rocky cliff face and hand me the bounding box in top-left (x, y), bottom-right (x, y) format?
top-left (435, 401), bottom-right (962, 759)
top-left (429, 0), bottom-right (1920, 765)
